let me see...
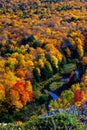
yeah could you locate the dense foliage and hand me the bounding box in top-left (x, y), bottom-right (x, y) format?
top-left (0, 112), bottom-right (85, 130)
top-left (0, 0), bottom-right (87, 129)
top-left (50, 72), bottom-right (87, 109)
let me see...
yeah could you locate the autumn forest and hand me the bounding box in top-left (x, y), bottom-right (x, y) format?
top-left (0, 0), bottom-right (87, 129)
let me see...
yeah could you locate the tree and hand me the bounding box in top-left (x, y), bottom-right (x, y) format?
top-left (74, 90), bottom-right (81, 103)
top-left (33, 67), bottom-right (41, 82)
top-left (45, 61), bottom-right (53, 78)
top-left (16, 69), bottom-right (25, 78)
top-left (50, 55), bottom-right (58, 73)
top-left (0, 84), bottom-right (5, 102)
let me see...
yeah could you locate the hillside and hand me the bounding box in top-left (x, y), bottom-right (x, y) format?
top-left (0, 0), bottom-right (87, 129)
